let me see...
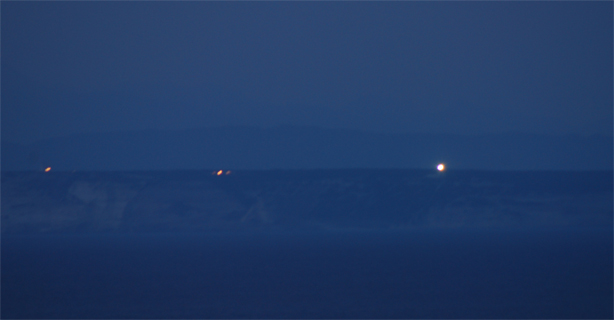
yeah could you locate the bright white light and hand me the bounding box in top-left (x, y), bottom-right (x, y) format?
top-left (437, 164), bottom-right (445, 171)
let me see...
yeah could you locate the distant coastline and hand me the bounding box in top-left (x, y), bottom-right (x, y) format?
top-left (2, 169), bottom-right (611, 234)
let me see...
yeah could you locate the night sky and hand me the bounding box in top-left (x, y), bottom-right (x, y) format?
top-left (2, 1), bottom-right (612, 145)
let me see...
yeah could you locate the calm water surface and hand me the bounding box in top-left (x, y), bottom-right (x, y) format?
top-left (3, 227), bottom-right (612, 318)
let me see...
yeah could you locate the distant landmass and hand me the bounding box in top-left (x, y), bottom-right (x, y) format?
top-left (2, 126), bottom-right (612, 171)
top-left (2, 169), bottom-right (612, 234)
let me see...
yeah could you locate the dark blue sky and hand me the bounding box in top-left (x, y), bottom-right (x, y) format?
top-left (3, 1), bottom-right (612, 144)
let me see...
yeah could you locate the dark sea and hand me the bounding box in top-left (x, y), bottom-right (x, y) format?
top-left (2, 227), bottom-right (612, 319)
top-left (2, 169), bottom-right (612, 318)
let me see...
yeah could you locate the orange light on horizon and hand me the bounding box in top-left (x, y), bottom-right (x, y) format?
top-left (225, 170), bottom-right (231, 175)
top-left (437, 164), bottom-right (445, 172)
top-left (44, 167), bottom-right (51, 172)
top-left (217, 170), bottom-right (223, 176)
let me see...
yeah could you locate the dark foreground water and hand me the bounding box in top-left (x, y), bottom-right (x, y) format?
top-left (3, 227), bottom-right (612, 319)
